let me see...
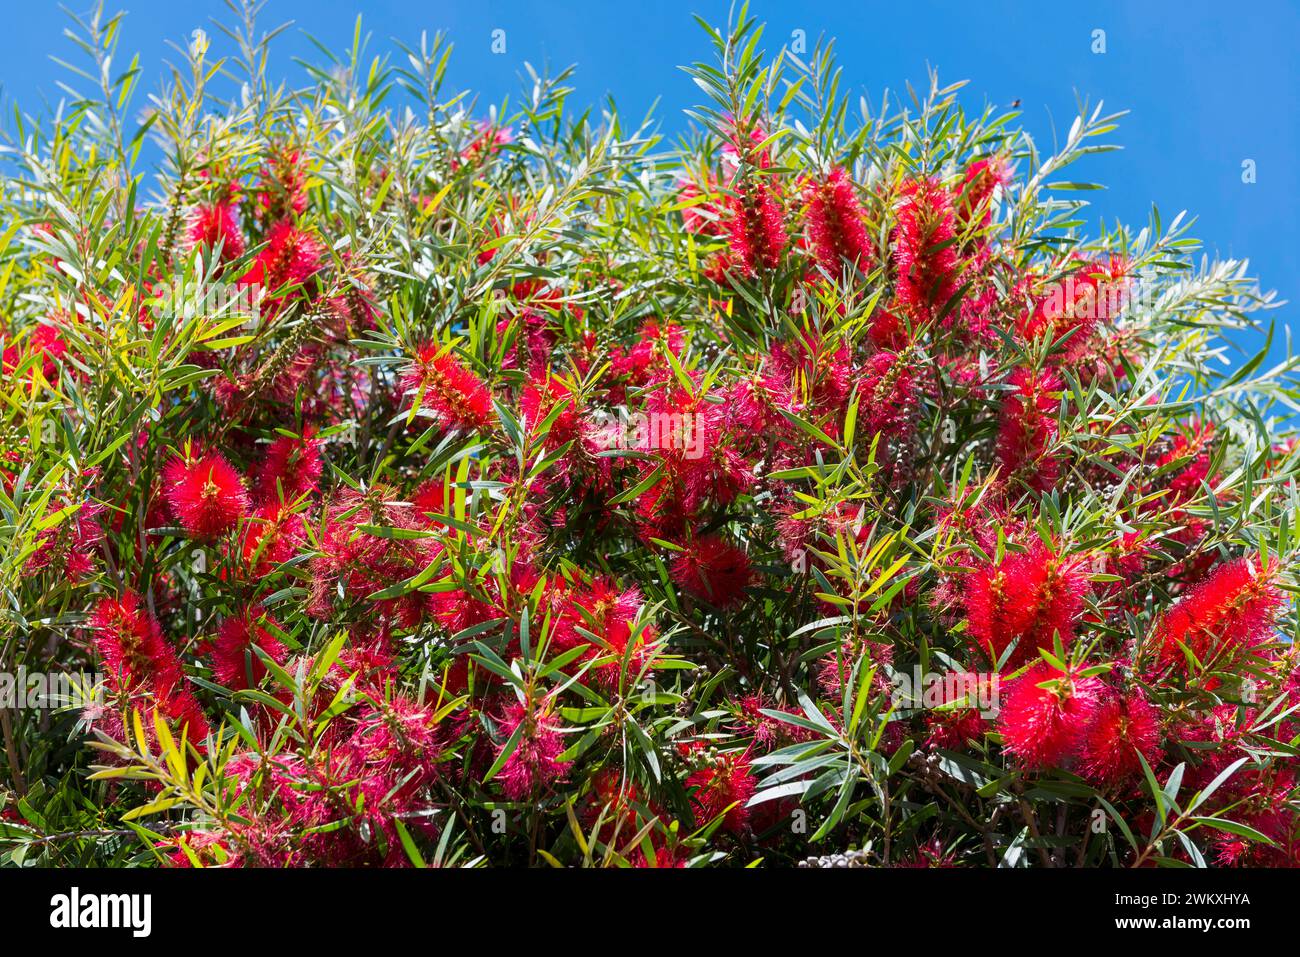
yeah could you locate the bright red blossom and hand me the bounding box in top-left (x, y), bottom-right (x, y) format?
top-left (686, 747), bottom-right (757, 834)
top-left (89, 592), bottom-right (209, 739)
top-left (254, 430), bottom-right (323, 503)
top-left (3, 322), bottom-right (68, 381)
top-left (891, 177), bottom-right (960, 324)
top-left (1079, 689), bottom-right (1163, 787)
top-left (996, 367), bottom-right (1063, 492)
top-left (403, 345), bottom-right (496, 433)
top-left (496, 699), bottom-right (571, 800)
top-left (162, 448), bottom-right (250, 539)
top-left (212, 608), bottom-right (288, 690)
top-left (726, 179), bottom-right (786, 275)
top-left (187, 202), bottom-right (245, 261)
top-left (998, 662), bottom-right (1104, 770)
top-left (1153, 558), bottom-right (1283, 675)
top-left (670, 535), bottom-right (753, 607)
top-left (238, 220), bottom-right (323, 306)
top-left (803, 167), bottom-right (872, 273)
top-left (956, 155), bottom-right (1011, 229)
top-left (964, 538), bottom-right (1090, 671)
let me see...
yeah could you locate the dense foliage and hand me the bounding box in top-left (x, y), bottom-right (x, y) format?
top-left (1, 3), bottom-right (1298, 868)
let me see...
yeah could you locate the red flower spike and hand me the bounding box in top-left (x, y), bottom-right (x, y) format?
top-left (496, 700), bottom-right (570, 800)
top-left (803, 167), bottom-right (872, 274)
top-left (1079, 689), bottom-right (1163, 787)
top-left (212, 608), bottom-right (288, 691)
top-left (1153, 558), bottom-right (1283, 675)
top-left (996, 367), bottom-right (1063, 492)
top-left (726, 179), bottom-right (786, 276)
top-left (998, 662), bottom-right (1104, 770)
top-left (891, 177), bottom-right (960, 325)
top-left (686, 747), bottom-right (757, 834)
top-left (254, 429), bottom-right (323, 504)
top-left (402, 345), bottom-right (496, 434)
top-left (670, 535), bottom-right (753, 608)
top-left (187, 202), bottom-right (245, 261)
top-left (964, 539), bottom-right (1089, 671)
top-left (162, 447), bottom-right (249, 539)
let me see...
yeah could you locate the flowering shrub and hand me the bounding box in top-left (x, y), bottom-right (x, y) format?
top-left (1, 4), bottom-right (1298, 869)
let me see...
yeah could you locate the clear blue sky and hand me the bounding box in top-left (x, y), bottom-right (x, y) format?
top-left (3, 1), bottom-right (1296, 359)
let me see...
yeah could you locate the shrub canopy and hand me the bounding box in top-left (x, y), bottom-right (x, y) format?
top-left (0, 3), bottom-right (1297, 868)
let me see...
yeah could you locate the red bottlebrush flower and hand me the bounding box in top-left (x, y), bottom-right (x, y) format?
top-left (495, 699), bottom-right (570, 800)
top-left (891, 177), bottom-right (960, 325)
top-left (924, 705), bottom-right (990, 752)
top-left (238, 219), bottom-right (323, 298)
top-left (686, 747), bottom-right (757, 834)
top-left (918, 670), bottom-right (996, 751)
top-left (29, 323), bottom-right (67, 368)
top-left (630, 843), bottom-right (690, 869)
top-left (3, 321), bottom-right (68, 381)
top-left (27, 489), bottom-right (105, 583)
top-left (1175, 702), bottom-right (1254, 792)
top-left (410, 480), bottom-right (455, 530)
top-left (1019, 258), bottom-right (1130, 362)
top-left (348, 695), bottom-right (446, 781)
top-left (964, 539), bottom-right (1090, 671)
top-left (402, 344), bottom-right (495, 433)
top-left (308, 489), bottom-right (443, 628)
top-left (858, 350), bottom-right (922, 479)
top-left (90, 592), bottom-right (209, 739)
top-left (727, 367), bottom-right (794, 438)
top-left (731, 693), bottom-right (812, 750)
top-left (411, 479), bottom-right (448, 518)
top-left (1201, 771), bottom-right (1298, 867)
top-left (767, 334), bottom-right (852, 417)
top-left (726, 178), bottom-right (786, 276)
top-left (554, 577), bottom-right (654, 689)
top-left (816, 638), bottom-right (893, 699)
top-left (186, 202), bottom-right (245, 261)
top-left (1153, 558), bottom-right (1283, 675)
top-left (580, 766), bottom-right (644, 827)
top-left (521, 369), bottom-right (582, 445)
top-left (680, 439), bottom-right (755, 512)
top-left (253, 430), bottom-right (322, 503)
top-left (998, 662), bottom-right (1104, 770)
top-left (1154, 421), bottom-right (1215, 506)
top-left (996, 367), bottom-right (1062, 492)
top-left (212, 608), bottom-right (288, 691)
top-left (670, 535), bottom-right (752, 608)
top-left (236, 502), bottom-right (306, 575)
top-left (162, 447), bottom-right (249, 539)
top-left (91, 592), bottom-right (178, 695)
top-left (344, 698), bottom-right (447, 844)
top-left (160, 830), bottom-right (237, 868)
top-left (777, 500), bottom-right (870, 577)
top-left (1079, 689), bottom-right (1163, 787)
top-left (803, 167), bottom-right (872, 274)
top-left (610, 319), bottom-right (687, 392)
top-left (867, 306), bottom-right (910, 350)
top-left (500, 309), bottom-right (558, 376)
top-left (255, 148), bottom-right (309, 219)
top-left (956, 156), bottom-right (1011, 229)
